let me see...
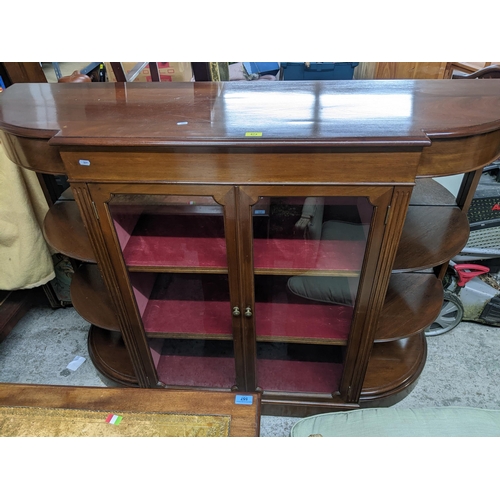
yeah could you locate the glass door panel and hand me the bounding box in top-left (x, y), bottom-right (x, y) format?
top-left (108, 193), bottom-right (236, 389)
top-left (109, 194), bottom-right (228, 271)
top-left (252, 195), bottom-right (374, 394)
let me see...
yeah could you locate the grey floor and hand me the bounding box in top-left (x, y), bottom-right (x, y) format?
top-left (1, 303), bottom-right (500, 436)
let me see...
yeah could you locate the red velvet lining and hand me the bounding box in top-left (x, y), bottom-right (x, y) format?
top-left (256, 359), bottom-right (343, 393)
top-left (155, 355), bottom-right (235, 388)
top-left (141, 298), bottom-right (351, 340)
top-left (121, 214), bottom-right (228, 268)
top-left (143, 299), bottom-right (233, 335)
top-left (255, 302), bottom-right (351, 341)
top-left (154, 349), bottom-right (343, 392)
top-left (123, 235), bottom-right (365, 272)
top-left (254, 239), bottom-right (365, 272)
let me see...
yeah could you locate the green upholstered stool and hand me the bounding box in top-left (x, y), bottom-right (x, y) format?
top-left (290, 407), bottom-right (500, 437)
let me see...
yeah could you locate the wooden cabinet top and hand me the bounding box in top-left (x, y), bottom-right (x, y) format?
top-left (1, 80), bottom-right (500, 148)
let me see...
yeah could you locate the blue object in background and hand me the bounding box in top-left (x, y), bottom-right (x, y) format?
top-left (0, 76), bottom-right (5, 90)
top-left (281, 62), bottom-right (359, 80)
top-left (243, 62), bottom-right (280, 78)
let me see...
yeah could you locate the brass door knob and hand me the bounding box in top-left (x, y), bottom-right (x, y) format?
top-left (232, 307), bottom-right (241, 317)
top-left (244, 307), bottom-right (253, 317)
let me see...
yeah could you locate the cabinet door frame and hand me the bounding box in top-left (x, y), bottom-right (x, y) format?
top-left (87, 182), bottom-right (247, 390)
top-left (238, 184), bottom-right (395, 402)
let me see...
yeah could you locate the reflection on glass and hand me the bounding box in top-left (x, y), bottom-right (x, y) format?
top-left (252, 196), bottom-right (373, 394)
top-left (108, 194), bottom-right (228, 270)
top-left (108, 194), bottom-right (234, 389)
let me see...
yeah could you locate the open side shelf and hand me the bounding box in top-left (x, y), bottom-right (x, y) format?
top-left (70, 264), bottom-right (120, 331)
top-left (360, 331), bottom-right (427, 404)
top-left (393, 206), bottom-right (469, 272)
top-left (87, 325), bottom-right (138, 387)
top-left (375, 273), bottom-right (444, 342)
top-left (43, 200), bottom-right (96, 263)
top-left (410, 178), bottom-right (457, 206)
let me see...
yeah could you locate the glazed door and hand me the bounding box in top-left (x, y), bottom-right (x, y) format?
top-left (88, 183), bottom-right (247, 391)
top-left (237, 186), bottom-right (393, 401)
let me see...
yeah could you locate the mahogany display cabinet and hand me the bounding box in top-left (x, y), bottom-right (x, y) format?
top-left (1, 80), bottom-right (500, 417)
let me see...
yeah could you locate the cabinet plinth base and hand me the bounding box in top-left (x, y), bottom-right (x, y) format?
top-left (359, 331), bottom-right (427, 407)
top-left (87, 325), bottom-right (139, 387)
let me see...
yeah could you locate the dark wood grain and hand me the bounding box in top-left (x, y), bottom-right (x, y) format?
top-left (70, 264), bottom-right (120, 331)
top-left (360, 331), bottom-right (427, 402)
top-left (87, 325), bottom-right (138, 386)
top-left (0, 290), bottom-right (33, 343)
top-left (375, 273), bottom-right (443, 341)
top-left (72, 184), bottom-right (159, 387)
top-left (1, 80), bottom-right (498, 416)
top-left (393, 206), bottom-right (470, 271)
top-left (1, 80), bottom-right (500, 147)
top-left (410, 178), bottom-right (457, 206)
top-left (43, 201), bottom-right (96, 262)
top-left (0, 382), bottom-right (261, 436)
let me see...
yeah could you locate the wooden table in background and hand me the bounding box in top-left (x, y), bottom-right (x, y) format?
top-left (0, 383), bottom-right (261, 437)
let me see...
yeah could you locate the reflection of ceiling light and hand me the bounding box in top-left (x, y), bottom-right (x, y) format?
top-left (320, 94), bottom-right (413, 119)
top-left (223, 91), bottom-right (315, 120)
top-left (222, 90), bottom-right (413, 122)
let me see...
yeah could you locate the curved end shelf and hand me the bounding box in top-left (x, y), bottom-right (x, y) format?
top-left (360, 331), bottom-right (427, 404)
top-left (43, 200), bottom-right (96, 262)
top-left (393, 206), bottom-right (470, 272)
top-left (375, 273), bottom-right (444, 342)
top-left (88, 325), bottom-right (138, 387)
top-left (410, 178), bottom-right (457, 206)
top-left (70, 263), bottom-right (120, 331)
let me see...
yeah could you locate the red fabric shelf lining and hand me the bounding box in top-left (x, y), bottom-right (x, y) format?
top-left (123, 234), bottom-right (365, 273)
top-left (257, 358), bottom-right (343, 393)
top-left (153, 350), bottom-right (342, 393)
top-left (143, 299), bottom-right (233, 335)
top-left (124, 236), bottom-right (228, 268)
top-left (253, 239), bottom-right (366, 273)
top-left (255, 302), bottom-right (351, 342)
top-left (142, 299), bottom-right (351, 342)
top-left (155, 354), bottom-right (235, 389)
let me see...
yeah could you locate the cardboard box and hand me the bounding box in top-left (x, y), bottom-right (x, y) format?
top-left (105, 62), bottom-right (193, 82)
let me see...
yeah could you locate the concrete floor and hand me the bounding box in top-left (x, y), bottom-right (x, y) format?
top-left (1, 303), bottom-right (499, 436)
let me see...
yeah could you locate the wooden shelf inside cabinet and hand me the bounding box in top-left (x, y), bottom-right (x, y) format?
top-left (43, 201), bottom-right (96, 263)
top-left (256, 358), bottom-right (343, 395)
top-left (132, 273), bottom-right (232, 339)
top-left (253, 238), bottom-right (365, 276)
top-left (375, 273), bottom-right (443, 342)
top-left (118, 213), bottom-right (228, 272)
top-left (360, 331), bottom-right (427, 404)
top-left (88, 325), bottom-right (138, 387)
top-left (393, 206), bottom-right (469, 272)
top-left (70, 264), bottom-right (120, 331)
top-left (153, 339), bottom-right (236, 389)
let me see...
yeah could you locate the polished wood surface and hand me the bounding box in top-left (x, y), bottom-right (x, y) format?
top-left (393, 206), bottom-right (470, 272)
top-left (70, 264), bottom-right (120, 331)
top-left (87, 326), bottom-right (138, 386)
top-left (361, 331), bottom-right (427, 402)
top-left (2, 80), bottom-right (500, 415)
top-left (0, 383), bottom-right (261, 437)
top-left (43, 201), bottom-right (96, 262)
top-left (1, 81), bottom-right (500, 146)
top-left (410, 178), bottom-right (457, 206)
top-left (375, 274), bottom-right (443, 342)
